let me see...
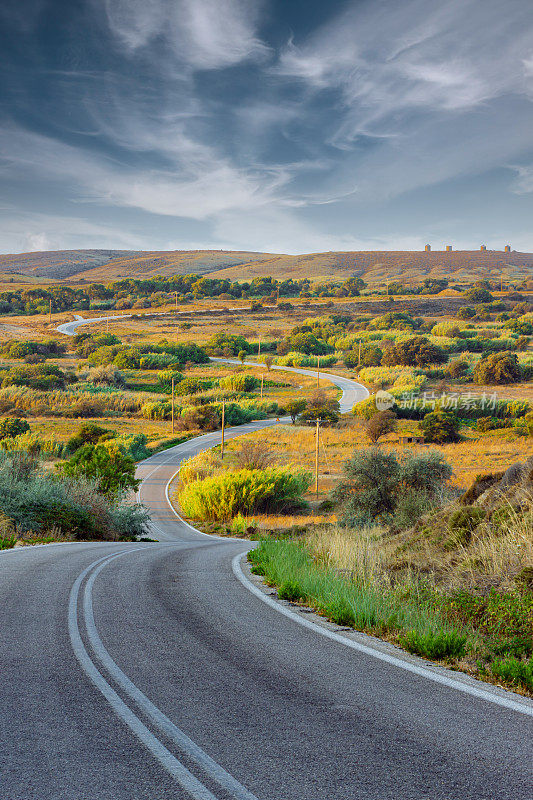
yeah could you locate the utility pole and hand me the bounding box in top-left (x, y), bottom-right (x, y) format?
top-left (174, 291), bottom-right (178, 311)
top-left (220, 400), bottom-right (226, 459)
top-left (49, 299), bottom-right (52, 324)
top-left (260, 373), bottom-right (264, 399)
top-left (317, 355), bottom-right (320, 388)
top-left (315, 417), bottom-right (321, 499)
top-left (171, 377), bottom-right (175, 434)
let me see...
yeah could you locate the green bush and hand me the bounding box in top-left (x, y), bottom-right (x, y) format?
top-left (420, 410), bottom-right (460, 443)
top-left (178, 466), bottom-right (311, 521)
top-left (219, 374), bottom-right (259, 392)
top-left (382, 337), bottom-right (446, 368)
top-left (0, 417), bottom-right (30, 440)
top-left (0, 451), bottom-right (148, 540)
top-left (464, 288), bottom-right (494, 303)
top-left (473, 351), bottom-right (521, 384)
top-left (141, 400), bottom-right (173, 420)
top-left (335, 448), bottom-right (452, 526)
top-left (65, 422), bottom-right (111, 454)
top-left (156, 370), bottom-right (184, 392)
top-left (2, 364), bottom-right (70, 391)
top-left (60, 442), bottom-right (140, 497)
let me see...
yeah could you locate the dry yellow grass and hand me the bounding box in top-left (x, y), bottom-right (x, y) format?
top-left (229, 420), bottom-right (533, 496)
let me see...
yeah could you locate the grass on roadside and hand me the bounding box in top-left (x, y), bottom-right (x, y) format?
top-left (248, 533), bottom-right (533, 695)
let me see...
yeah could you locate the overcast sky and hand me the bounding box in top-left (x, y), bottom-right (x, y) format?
top-left (1, 0), bottom-right (533, 255)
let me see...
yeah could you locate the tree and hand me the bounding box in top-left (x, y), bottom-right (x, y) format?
top-left (420, 410), bottom-right (460, 444)
top-left (300, 391), bottom-right (340, 425)
top-left (473, 351), bottom-right (521, 384)
top-left (381, 337), bottom-right (446, 368)
top-left (238, 349), bottom-right (247, 364)
top-left (286, 398), bottom-right (307, 424)
top-left (261, 354), bottom-right (274, 371)
top-left (61, 442), bottom-right (140, 497)
top-left (464, 288), bottom-right (494, 303)
top-left (0, 417), bottom-right (30, 439)
top-left (364, 411), bottom-right (397, 443)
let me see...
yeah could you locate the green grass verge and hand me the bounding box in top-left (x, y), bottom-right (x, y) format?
top-left (248, 538), bottom-right (533, 693)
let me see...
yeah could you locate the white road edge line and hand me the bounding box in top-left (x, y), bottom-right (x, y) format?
top-left (83, 555), bottom-right (260, 800)
top-left (58, 323), bottom-right (530, 717)
top-left (68, 550), bottom-right (245, 800)
top-left (231, 553), bottom-right (533, 718)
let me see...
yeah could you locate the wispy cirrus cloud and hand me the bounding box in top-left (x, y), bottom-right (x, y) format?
top-left (101, 0), bottom-right (270, 70)
top-left (275, 0), bottom-right (533, 142)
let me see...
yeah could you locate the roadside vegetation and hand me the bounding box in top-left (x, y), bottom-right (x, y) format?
top-left (0, 274), bottom-right (531, 696)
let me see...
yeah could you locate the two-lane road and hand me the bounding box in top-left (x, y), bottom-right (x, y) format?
top-left (0, 318), bottom-right (530, 799)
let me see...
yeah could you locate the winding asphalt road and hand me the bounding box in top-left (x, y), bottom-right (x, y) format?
top-left (0, 317), bottom-right (531, 799)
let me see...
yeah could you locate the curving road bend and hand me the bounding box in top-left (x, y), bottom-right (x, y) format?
top-left (0, 319), bottom-right (530, 799)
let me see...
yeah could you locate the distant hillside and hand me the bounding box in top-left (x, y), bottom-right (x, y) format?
top-left (1, 247), bottom-right (532, 286)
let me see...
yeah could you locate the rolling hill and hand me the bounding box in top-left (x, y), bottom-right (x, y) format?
top-left (0, 247), bottom-right (532, 286)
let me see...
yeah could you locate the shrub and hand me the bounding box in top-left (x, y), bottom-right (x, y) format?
top-left (205, 332), bottom-right (251, 356)
top-left (445, 359), bottom-right (469, 378)
top-left (65, 422), bottom-right (111, 453)
top-left (353, 395), bottom-right (379, 420)
top-left (334, 449), bottom-right (401, 523)
top-left (381, 337), bottom-right (446, 368)
top-left (369, 312), bottom-right (419, 330)
top-left (85, 365), bottom-right (126, 387)
top-left (87, 346), bottom-right (121, 367)
top-left (141, 400), bottom-right (172, 420)
top-left (364, 411), bottom-right (397, 443)
top-left (174, 377), bottom-right (213, 396)
top-left (457, 306), bottom-right (475, 320)
top-left (400, 450), bottom-right (453, 493)
top-left (335, 448), bottom-right (452, 526)
top-left (233, 439), bottom-right (276, 470)
top-left (504, 318), bottom-right (533, 336)
top-left (0, 451), bottom-right (148, 540)
top-left (465, 288), bottom-right (494, 303)
top-left (180, 404), bottom-right (220, 431)
top-left (180, 450), bottom-right (221, 485)
top-left (420, 410), bottom-right (460, 443)
top-left (431, 321), bottom-right (462, 338)
top-left (0, 417), bottom-right (30, 439)
top-left (219, 374), bottom-right (259, 392)
top-left (2, 364), bottom-right (69, 391)
top-left (60, 442), bottom-right (140, 497)
top-left (178, 466), bottom-right (311, 521)
top-left (156, 370), bottom-right (185, 392)
top-left (473, 351), bottom-right (521, 384)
